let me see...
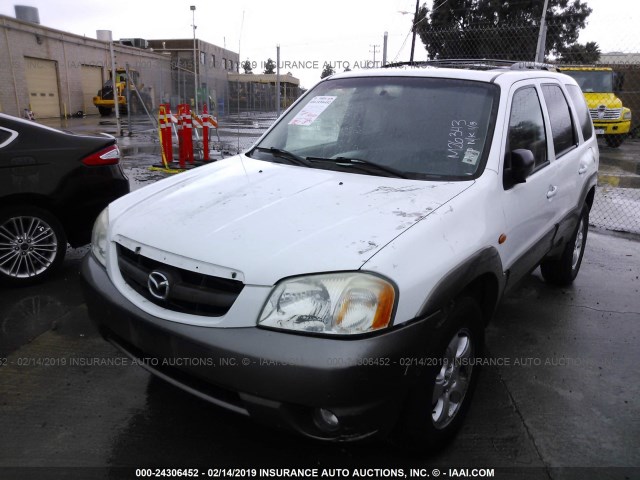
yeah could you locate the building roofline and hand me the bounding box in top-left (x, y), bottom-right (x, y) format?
top-left (228, 73), bottom-right (300, 85)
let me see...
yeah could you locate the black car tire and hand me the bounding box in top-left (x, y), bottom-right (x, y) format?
top-left (604, 134), bottom-right (625, 148)
top-left (394, 296), bottom-right (483, 451)
top-left (98, 106), bottom-right (112, 117)
top-left (0, 206), bottom-right (67, 286)
top-left (541, 204), bottom-right (589, 286)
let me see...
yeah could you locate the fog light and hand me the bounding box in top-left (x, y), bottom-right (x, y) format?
top-left (314, 408), bottom-right (340, 432)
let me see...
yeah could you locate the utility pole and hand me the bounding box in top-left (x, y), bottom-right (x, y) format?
top-left (410, 0), bottom-right (420, 62)
top-left (191, 5), bottom-right (198, 113)
top-left (370, 44), bottom-right (380, 67)
top-left (535, 0), bottom-right (550, 63)
top-left (383, 32), bottom-right (388, 66)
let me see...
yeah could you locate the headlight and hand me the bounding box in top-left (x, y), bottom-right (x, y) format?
top-left (623, 110), bottom-right (632, 120)
top-left (91, 207), bottom-right (109, 267)
top-left (258, 272), bottom-right (396, 335)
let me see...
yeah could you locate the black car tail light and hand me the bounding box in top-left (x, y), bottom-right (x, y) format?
top-left (82, 144), bottom-right (120, 166)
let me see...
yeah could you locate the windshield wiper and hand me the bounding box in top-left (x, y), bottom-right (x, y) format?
top-left (306, 156), bottom-right (408, 179)
top-left (252, 147), bottom-right (311, 167)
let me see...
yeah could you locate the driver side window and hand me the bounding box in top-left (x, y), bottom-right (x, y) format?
top-left (507, 87), bottom-right (548, 170)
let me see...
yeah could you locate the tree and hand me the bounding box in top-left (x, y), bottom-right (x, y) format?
top-left (321, 64), bottom-right (335, 79)
top-left (415, 0), bottom-right (593, 61)
top-left (264, 58), bottom-right (276, 74)
top-left (242, 59), bottom-right (254, 74)
top-left (558, 41), bottom-right (601, 64)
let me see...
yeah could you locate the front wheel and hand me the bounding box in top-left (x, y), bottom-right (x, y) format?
top-left (540, 205), bottom-right (589, 286)
top-left (98, 106), bottom-right (112, 117)
top-left (395, 297), bottom-right (483, 451)
top-left (604, 134), bottom-right (625, 148)
top-left (0, 207), bottom-right (67, 286)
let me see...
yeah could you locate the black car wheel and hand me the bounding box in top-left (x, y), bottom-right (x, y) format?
top-left (395, 296), bottom-right (483, 451)
top-left (0, 207), bottom-right (67, 286)
top-left (604, 134), bottom-right (625, 148)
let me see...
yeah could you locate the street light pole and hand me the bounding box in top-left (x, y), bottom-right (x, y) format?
top-left (191, 5), bottom-right (199, 113)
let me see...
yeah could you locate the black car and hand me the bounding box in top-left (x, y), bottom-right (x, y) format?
top-left (0, 113), bottom-right (129, 286)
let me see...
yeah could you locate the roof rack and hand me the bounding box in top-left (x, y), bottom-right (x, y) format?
top-left (383, 59), bottom-right (558, 72)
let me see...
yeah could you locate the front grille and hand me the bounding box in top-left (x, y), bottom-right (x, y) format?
top-left (589, 108), bottom-right (622, 120)
top-left (117, 244), bottom-right (244, 316)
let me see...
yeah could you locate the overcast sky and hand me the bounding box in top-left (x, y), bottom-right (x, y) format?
top-left (1, 0), bottom-right (638, 89)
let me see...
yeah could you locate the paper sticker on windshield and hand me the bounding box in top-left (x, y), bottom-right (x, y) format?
top-left (462, 148), bottom-right (480, 165)
top-left (288, 96), bottom-right (337, 126)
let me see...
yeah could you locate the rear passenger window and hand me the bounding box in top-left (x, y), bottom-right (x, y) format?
top-left (507, 87), bottom-right (547, 168)
top-left (541, 85), bottom-right (578, 157)
top-left (565, 84), bottom-right (594, 141)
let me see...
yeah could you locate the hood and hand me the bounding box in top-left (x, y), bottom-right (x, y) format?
top-left (583, 92), bottom-right (622, 109)
top-left (111, 156), bottom-right (472, 285)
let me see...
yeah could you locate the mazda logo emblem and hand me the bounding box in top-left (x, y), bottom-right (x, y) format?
top-left (147, 271), bottom-right (170, 300)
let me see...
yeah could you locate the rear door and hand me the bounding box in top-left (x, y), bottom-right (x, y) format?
top-left (540, 81), bottom-right (599, 250)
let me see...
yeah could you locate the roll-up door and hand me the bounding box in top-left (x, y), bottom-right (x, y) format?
top-left (81, 65), bottom-right (102, 115)
top-left (24, 57), bottom-right (60, 118)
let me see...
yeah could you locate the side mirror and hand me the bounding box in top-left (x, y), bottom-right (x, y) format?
top-left (505, 149), bottom-right (535, 187)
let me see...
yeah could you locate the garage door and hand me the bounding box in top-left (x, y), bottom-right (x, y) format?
top-left (81, 65), bottom-right (102, 115)
top-left (24, 57), bottom-right (60, 118)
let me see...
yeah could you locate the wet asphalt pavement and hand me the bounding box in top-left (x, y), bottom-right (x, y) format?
top-left (1, 230), bottom-right (639, 480)
top-left (1, 119), bottom-right (640, 480)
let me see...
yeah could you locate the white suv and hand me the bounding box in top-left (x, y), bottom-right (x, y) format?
top-left (82, 62), bottom-right (598, 448)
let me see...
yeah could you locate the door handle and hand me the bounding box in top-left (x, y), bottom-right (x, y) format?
top-left (578, 165), bottom-right (588, 175)
top-left (546, 185), bottom-right (558, 199)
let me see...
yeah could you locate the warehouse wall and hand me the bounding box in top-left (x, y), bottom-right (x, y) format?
top-left (0, 15), bottom-right (172, 118)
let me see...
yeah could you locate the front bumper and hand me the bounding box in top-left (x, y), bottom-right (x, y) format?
top-left (593, 120), bottom-right (631, 135)
top-left (80, 254), bottom-right (442, 441)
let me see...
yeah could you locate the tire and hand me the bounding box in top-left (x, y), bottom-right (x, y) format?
top-left (540, 204), bottom-right (589, 286)
top-left (98, 106), bottom-right (112, 117)
top-left (394, 296), bottom-right (484, 451)
top-left (604, 134), bottom-right (625, 148)
top-left (0, 206), bottom-right (67, 286)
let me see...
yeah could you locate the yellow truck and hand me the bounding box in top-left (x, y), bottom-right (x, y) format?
top-left (559, 66), bottom-right (631, 148)
top-left (93, 68), bottom-right (147, 117)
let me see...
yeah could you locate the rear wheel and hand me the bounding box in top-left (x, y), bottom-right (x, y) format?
top-left (541, 205), bottom-right (589, 286)
top-left (98, 106), bottom-right (112, 117)
top-left (395, 297), bottom-right (483, 451)
top-left (0, 207), bottom-right (67, 286)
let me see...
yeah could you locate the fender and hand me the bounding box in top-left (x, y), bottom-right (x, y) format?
top-left (418, 246), bottom-right (506, 319)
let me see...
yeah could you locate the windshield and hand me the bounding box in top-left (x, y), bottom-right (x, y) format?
top-left (562, 70), bottom-right (613, 93)
top-left (251, 76), bottom-right (499, 180)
